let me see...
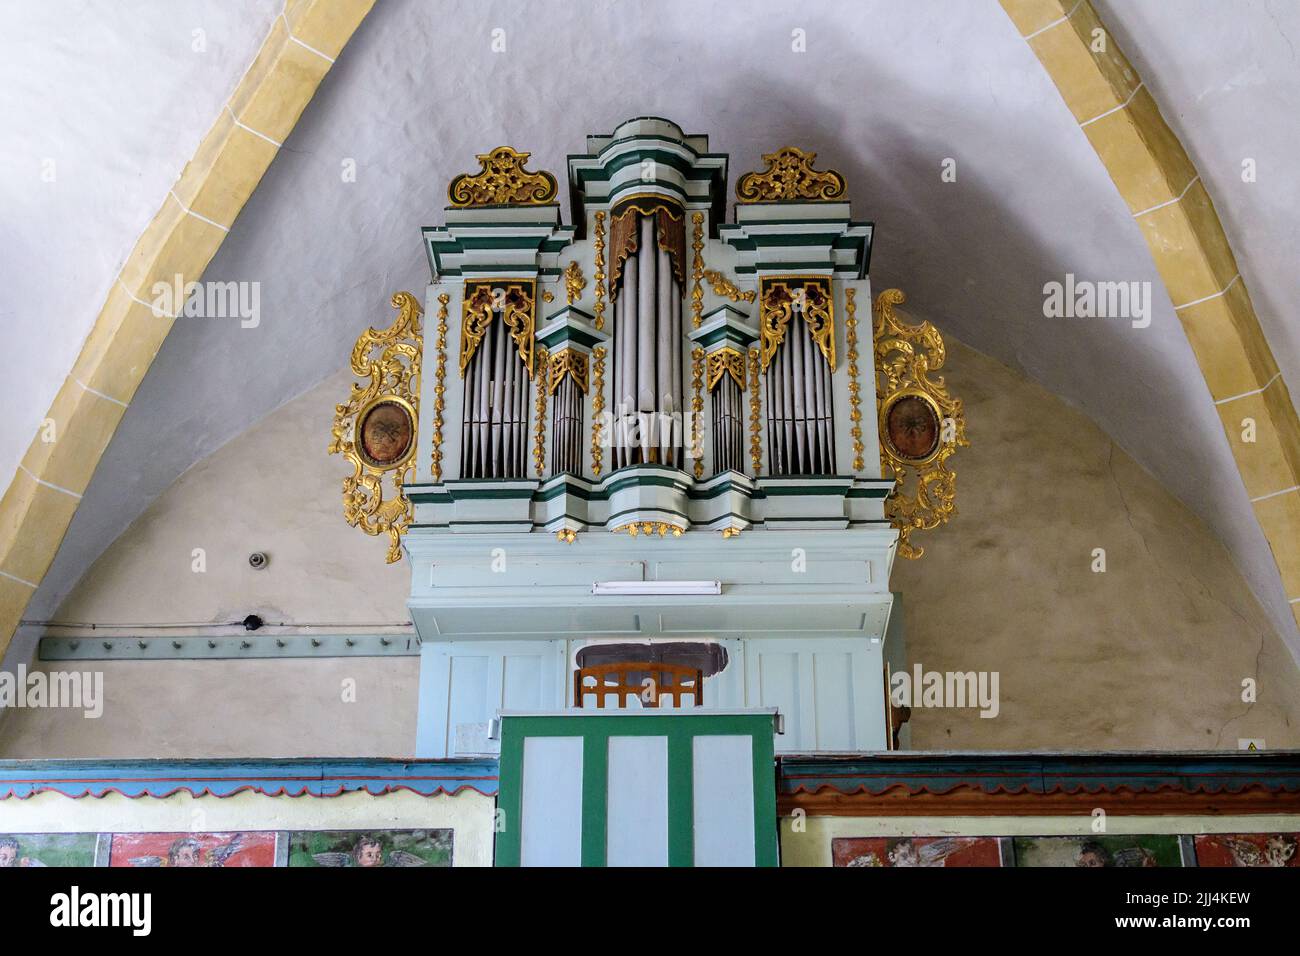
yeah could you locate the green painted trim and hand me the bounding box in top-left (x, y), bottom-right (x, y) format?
top-left (750, 727), bottom-right (778, 867)
top-left (667, 732), bottom-right (694, 867)
top-left (581, 734), bottom-right (608, 867)
top-left (495, 728), bottom-right (526, 867)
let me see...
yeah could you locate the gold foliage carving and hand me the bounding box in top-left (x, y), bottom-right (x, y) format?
top-left (702, 269), bottom-right (755, 303)
top-left (706, 347), bottom-right (747, 391)
top-left (460, 281), bottom-right (536, 378)
top-left (431, 293), bottom-right (449, 482)
top-left (748, 346), bottom-right (762, 475)
top-left (611, 521), bottom-right (684, 538)
top-left (758, 277), bottom-right (835, 371)
top-left (448, 146), bottom-right (557, 206)
top-left (328, 292), bottom-right (423, 564)
top-left (736, 146), bottom-right (847, 203)
top-left (533, 347), bottom-right (548, 477)
top-left (690, 345), bottom-right (705, 479)
top-left (873, 288), bottom-right (968, 559)
top-left (564, 260), bottom-right (586, 305)
top-left (591, 345), bottom-right (607, 476)
top-left (846, 288), bottom-right (864, 473)
top-left (592, 211), bottom-right (607, 332)
top-left (690, 212), bottom-right (704, 329)
top-left (548, 348), bottom-right (590, 395)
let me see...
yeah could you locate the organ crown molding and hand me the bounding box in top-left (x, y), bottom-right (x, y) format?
top-left (735, 146), bottom-right (847, 203)
top-left (448, 146), bottom-right (558, 207)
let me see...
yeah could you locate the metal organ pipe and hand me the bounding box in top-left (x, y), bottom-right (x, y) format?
top-left (636, 215), bottom-right (656, 463)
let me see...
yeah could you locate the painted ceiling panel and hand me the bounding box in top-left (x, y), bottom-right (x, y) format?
top-left (11, 0), bottom-right (1298, 648)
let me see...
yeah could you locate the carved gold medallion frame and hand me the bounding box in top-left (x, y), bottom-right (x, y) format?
top-left (328, 291), bottom-right (423, 564)
top-left (873, 288), bottom-right (968, 559)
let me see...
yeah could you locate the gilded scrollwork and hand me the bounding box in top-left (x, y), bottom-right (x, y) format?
top-left (758, 277), bottom-right (835, 371)
top-left (706, 347), bottom-right (747, 391)
top-left (328, 291), bottom-right (423, 564)
top-left (548, 348), bottom-right (590, 395)
top-left (460, 281), bottom-right (536, 378)
top-left (702, 269), bottom-right (756, 303)
top-left (448, 146), bottom-right (558, 206)
top-left (735, 146), bottom-right (847, 203)
top-left (873, 288), bottom-right (968, 559)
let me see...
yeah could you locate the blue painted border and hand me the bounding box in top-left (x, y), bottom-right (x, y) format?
top-left (0, 758), bottom-right (499, 800)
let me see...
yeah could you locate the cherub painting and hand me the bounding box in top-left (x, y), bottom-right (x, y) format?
top-left (1194, 833), bottom-right (1299, 867)
top-left (832, 836), bottom-right (1002, 867)
top-left (289, 829), bottom-right (453, 867)
top-left (0, 833), bottom-right (98, 867)
top-left (110, 831), bottom-right (277, 867)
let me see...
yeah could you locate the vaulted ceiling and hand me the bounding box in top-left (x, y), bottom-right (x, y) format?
top-left (4, 0), bottom-right (1298, 653)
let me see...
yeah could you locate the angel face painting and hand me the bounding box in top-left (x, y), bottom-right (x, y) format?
top-left (1012, 835), bottom-right (1181, 868)
top-left (832, 836), bottom-right (1002, 868)
top-left (0, 833), bottom-right (99, 867)
top-left (289, 829), bottom-right (453, 868)
top-left (109, 832), bottom-right (278, 867)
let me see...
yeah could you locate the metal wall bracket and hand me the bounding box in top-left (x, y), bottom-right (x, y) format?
top-left (38, 634), bottom-right (420, 662)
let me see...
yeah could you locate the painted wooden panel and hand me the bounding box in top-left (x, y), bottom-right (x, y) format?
top-left (813, 651), bottom-right (855, 751)
top-left (416, 642), bottom-right (564, 757)
top-left (606, 736), bottom-right (669, 866)
top-left (692, 735), bottom-right (756, 866)
top-left (520, 736), bottom-right (584, 866)
top-left (744, 638), bottom-right (886, 752)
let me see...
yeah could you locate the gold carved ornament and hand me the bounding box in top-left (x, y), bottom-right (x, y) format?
top-left (592, 210), bottom-right (607, 331)
top-left (702, 269), bottom-right (755, 303)
top-left (690, 346), bottom-right (705, 479)
top-left (758, 277), bottom-right (835, 371)
top-left (873, 288), bottom-right (968, 559)
top-left (533, 347), bottom-right (548, 477)
top-left (690, 212), bottom-right (705, 329)
top-left (328, 292), bottom-right (423, 564)
top-left (735, 146), bottom-right (847, 203)
top-left (447, 146), bottom-right (557, 206)
top-left (563, 261), bottom-right (586, 305)
top-left (845, 288), bottom-right (864, 472)
top-left (706, 348), bottom-right (747, 391)
top-left (548, 348), bottom-right (590, 395)
top-left (748, 346), bottom-right (762, 475)
top-left (612, 522), bottom-right (683, 538)
top-left (459, 281), bottom-right (536, 378)
top-left (430, 293), bottom-right (450, 482)
top-left (590, 345), bottom-right (607, 476)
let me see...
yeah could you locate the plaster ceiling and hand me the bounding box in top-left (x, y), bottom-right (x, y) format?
top-left (7, 0), bottom-right (1299, 649)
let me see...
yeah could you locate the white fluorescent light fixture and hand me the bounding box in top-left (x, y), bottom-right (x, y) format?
top-left (591, 580), bottom-right (721, 596)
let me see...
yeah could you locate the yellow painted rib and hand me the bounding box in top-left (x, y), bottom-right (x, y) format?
top-left (0, 1), bottom-right (376, 654)
top-left (1001, 0), bottom-right (1300, 633)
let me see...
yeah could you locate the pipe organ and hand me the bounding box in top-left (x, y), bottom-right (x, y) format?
top-left (331, 117), bottom-right (965, 765)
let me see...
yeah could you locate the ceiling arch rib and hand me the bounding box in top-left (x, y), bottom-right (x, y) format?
top-left (1001, 0), bottom-right (1300, 637)
top-left (0, 0), bottom-right (377, 657)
